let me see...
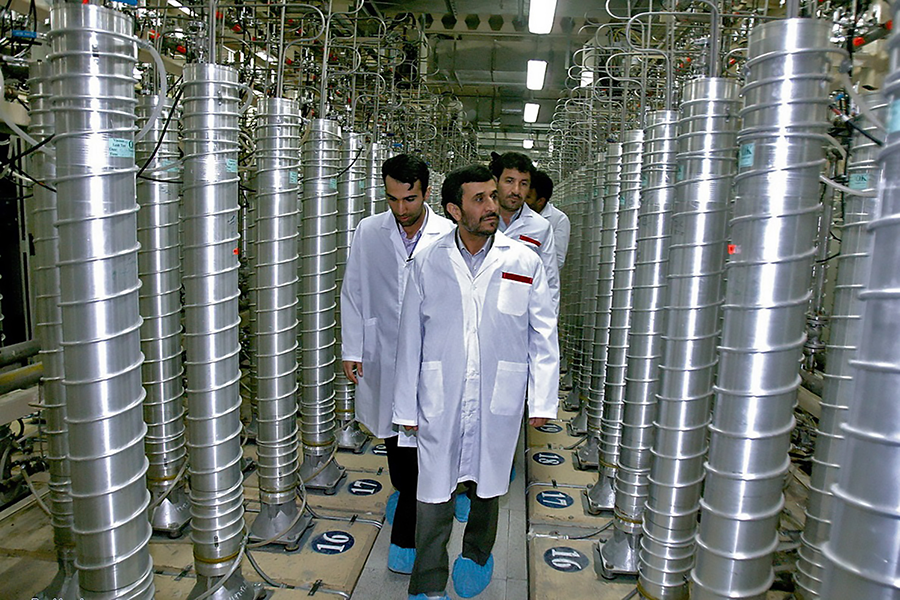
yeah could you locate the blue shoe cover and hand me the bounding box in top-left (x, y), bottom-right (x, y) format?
top-left (388, 544), bottom-right (416, 574)
top-left (452, 554), bottom-right (494, 598)
top-left (408, 593), bottom-right (449, 600)
top-left (454, 492), bottom-right (471, 523)
top-left (385, 490), bottom-right (399, 525)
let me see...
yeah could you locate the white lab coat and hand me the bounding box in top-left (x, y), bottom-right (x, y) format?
top-left (393, 230), bottom-right (560, 503)
top-left (341, 205), bottom-right (455, 439)
top-left (539, 202), bottom-right (571, 270)
top-left (503, 203), bottom-right (560, 309)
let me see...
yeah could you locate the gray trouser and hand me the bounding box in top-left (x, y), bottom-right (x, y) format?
top-left (408, 482), bottom-right (499, 595)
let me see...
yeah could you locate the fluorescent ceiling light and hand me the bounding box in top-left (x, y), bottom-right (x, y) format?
top-left (167, 0), bottom-right (193, 16)
top-left (526, 60), bottom-right (547, 91)
top-left (528, 0), bottom-right (558, 34)
top-left (523, 139), bottom-right (535, 149)
top-left (524, 102), bottom-right (540, 123)
top-left (255, 51), bottom-right (273, 63)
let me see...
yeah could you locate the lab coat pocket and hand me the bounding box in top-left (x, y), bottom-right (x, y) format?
top-left (497, 278), bottom-right (529, 316)
top-left (419, 361), bottom-right (445, 419)
top-left (362, 317), bottom-right (378, 362)
top-left (490, 361), bottom-right (528, 416)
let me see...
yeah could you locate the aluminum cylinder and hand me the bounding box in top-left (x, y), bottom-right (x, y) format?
top-left (693, 19), bottom-right (842, 600)
top-left (253, 98), bottom-right (302, 506)
top-left (49, 4), bottom-right (154, 597)
top-left (334, 131), bottom-right (367, 425)
top-left (136, 94), bottom-right (189, 530)
top-left (640, 78), bottom-right (741, 600)
top-left (299, 119), bottom-right (342, 456)
top-left (615, 110), bottom-right (678, 534)
top-left (29, 58), bottom-right (78, 583)
top-left (820, 9), bottom-right (900, 596)
top-left (599, 130), bottom-right (644, 486)
top-left (587, 144), bottom-right (623, 440)
top-left (794, 96), bottom-right (884, 599)
top-left (180, 62), bottom-right (247, 578)
top-left (365, 140), bottom-right (385, 217)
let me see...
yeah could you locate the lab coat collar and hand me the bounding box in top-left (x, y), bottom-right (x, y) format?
top-left (381, 204), bottom-right (443, 260)
top-left (441, 228), bottom-right (515, 280)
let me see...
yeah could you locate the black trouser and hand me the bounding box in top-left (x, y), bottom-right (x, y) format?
top-left (384, 435), bottom-right (418, 549)
top-left (408, 482), bottom-right (499, 595)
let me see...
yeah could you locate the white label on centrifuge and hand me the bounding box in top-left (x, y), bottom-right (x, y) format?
top-left (108, 138), bottom-right (134, 158)
top-left (739, 142), bottom-right (755, 168)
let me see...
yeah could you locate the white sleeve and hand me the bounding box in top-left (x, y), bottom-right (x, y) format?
top-left (527, 258), bottom-right (560, 419)
top-left (392, 263), bottom-right (424, 427)
top-left (541, 226), bottom-right (560, 312)
top-left (555, 213), bottom-right (571, 270)
top-left (340, 227), bottom-right (365, 362)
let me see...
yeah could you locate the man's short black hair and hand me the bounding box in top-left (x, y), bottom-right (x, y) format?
top-left (489, 151), bottom-right (535, 179)
top-left (382, 153), bottom-right (429, 194)
top-left (531, 170), bottom-right (554, 201)
top-left (441, 164), bottom-right (494, 221)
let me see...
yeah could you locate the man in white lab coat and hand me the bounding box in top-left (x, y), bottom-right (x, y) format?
top-left (489, 152), bottom-right (560, 309)
top-left (526, 169), bottom-right (570, 270)
top-left (341, 153), bottom-right (454, 574)
top-left (393, 164), bottom-right (559, 599)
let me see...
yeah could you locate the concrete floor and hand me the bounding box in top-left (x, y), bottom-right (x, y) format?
top-left (352, 434), bottom-right (529, 600)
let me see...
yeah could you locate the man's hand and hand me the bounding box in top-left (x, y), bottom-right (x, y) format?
top-left (343, 360), bottom-right (363, 384)
top-left (403, 425), bottom-right (418, 432)
top-left (529, 417), bottom-right (550, 428)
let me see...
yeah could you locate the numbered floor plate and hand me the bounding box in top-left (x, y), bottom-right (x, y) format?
top-left (528, 536), bottom-right (635, 600)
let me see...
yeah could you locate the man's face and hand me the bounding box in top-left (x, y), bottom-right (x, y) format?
top-left (450, 179), bottom-right (500, 238)
top-left (496, 168), bottom-right (531, 214)
top-left (525, 187), bottom-right (548, 214)
top-left (385, 175), bottom-right (428, 229)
